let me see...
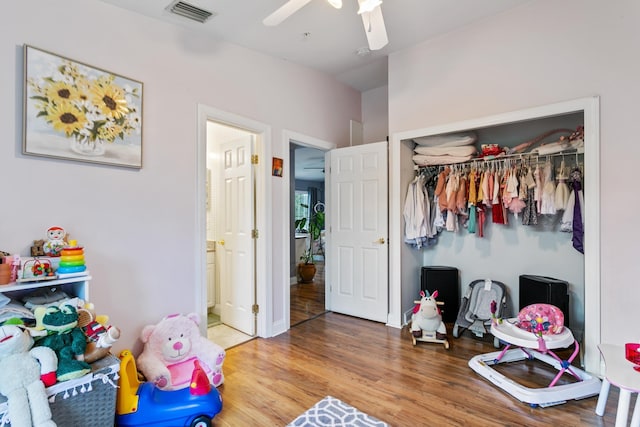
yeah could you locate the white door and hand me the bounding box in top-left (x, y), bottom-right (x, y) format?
top-left (206, 251), bottom-right (215, 309)
top-left (217, 135), bottom-right (255, 335)
top-left (328, 141), bottom-right (388, 322)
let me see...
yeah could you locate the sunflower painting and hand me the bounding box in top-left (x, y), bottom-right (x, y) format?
top-left (23, 45), bottom-right (143, 168)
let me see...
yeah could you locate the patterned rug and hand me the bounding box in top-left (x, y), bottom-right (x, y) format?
top-left (287, 396), bottom-right (389, 427)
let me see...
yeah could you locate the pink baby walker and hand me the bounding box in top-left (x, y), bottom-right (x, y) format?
top-left (468, 303), bottom-right (601, 407)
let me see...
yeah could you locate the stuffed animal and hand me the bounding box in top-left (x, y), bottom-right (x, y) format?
top-left (76, 303), bottom-right (121, 363)
top-left (33, 304), bottom-right (92, 382)
top-left (137, 313), bottom-right (225, 390)
top-left (410, 290), bottom-right (447, 340)
top-left (30, 240), bottom-right (45, 257)
top-left (0, 325), bottom-right (58, 427)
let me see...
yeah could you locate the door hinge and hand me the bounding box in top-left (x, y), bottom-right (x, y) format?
top-left (252, 229), bottom-right (259, 239)
top-left (252, 304), bottom-right (259, 314)
top-left (251, 154), bottom-right (259, 164)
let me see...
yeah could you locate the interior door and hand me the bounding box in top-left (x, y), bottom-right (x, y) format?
top-left (328, 141), bottom-right (388, 322)
top-left (218, 135), bottom-right (255, 335)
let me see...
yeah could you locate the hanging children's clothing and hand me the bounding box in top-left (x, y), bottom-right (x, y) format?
top-left (561, 168), bottom-right (584, 253)
top-left (492, 169), bottom-right (505, 224)
top-left (435, 167), bottom-right (450, 213)
top-left (467, 169), bottom-right (478, 233)
top-left (403, 175), bottom-right (426, 247)
top-left (404, 149), bottom-right (585, 248)
top-left (540, 161), bottom-right (557, 215)
top-left (555, 160), bottom-right (570, 210)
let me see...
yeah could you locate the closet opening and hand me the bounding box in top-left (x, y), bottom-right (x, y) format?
top-left (390, 97), bottom-right (600, 374)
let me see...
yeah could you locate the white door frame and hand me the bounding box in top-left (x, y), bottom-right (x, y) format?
top-left (389, 96), bottom-right (601, 373)
top-left (279, 130), bottom-right (335, 333)
top-left (196, 104), bottom-right (271, 338)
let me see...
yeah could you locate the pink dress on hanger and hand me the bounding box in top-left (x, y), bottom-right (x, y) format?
top-left (540, 162), bottom-right (557, 215)
top-left (508, 167), bottom-right (526, 216)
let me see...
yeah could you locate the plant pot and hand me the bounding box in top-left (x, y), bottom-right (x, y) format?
top-left (0, 263), bottom-right (11, 285)
top-left (298, 263), bottom-right (316, 283)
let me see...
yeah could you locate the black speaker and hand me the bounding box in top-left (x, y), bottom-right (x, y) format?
top-left (519, 274), bottom-right (570, 327)
top-left (421, 266), bottom-right (459, 323)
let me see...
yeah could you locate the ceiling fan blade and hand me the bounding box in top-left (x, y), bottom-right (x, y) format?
top-left (263, 0), bottom-right (313, 26)
top-left (360, 5), bottom-right (388, 50)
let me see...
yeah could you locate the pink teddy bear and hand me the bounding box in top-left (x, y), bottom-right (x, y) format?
top-left (137, 313), bottom-right (225, 390)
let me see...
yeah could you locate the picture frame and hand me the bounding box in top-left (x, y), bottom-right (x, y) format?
top-left (272, 157), bottom-right (283, 177)
top-left (23, 45), bottom-right (143, 168)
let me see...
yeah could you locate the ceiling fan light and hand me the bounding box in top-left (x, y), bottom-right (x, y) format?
top-left (327, 0), bottom-right (342, 9)
top-left (357, 0), bottom-right (382, 14)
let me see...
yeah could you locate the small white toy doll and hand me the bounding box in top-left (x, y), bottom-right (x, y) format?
top-left (43, 226), bottom-right (66, 257)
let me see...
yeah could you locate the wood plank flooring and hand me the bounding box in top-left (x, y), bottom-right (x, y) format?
top-left (290, 261), bottom-right (326, 326)
top-left (213, 312), bottom-right (616, 427)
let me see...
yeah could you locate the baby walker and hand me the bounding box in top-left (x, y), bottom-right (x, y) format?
top-left (468, 304), bottom-right (601, 407)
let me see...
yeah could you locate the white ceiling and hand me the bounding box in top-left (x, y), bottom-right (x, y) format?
top-left (98, 0), bottom-right (528, 92)
top-left (294, 146), bottom-right (326, 182)
top-left (105, 0), bottom-right (528, 179)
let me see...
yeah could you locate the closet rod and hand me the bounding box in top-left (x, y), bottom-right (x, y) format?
top-left (413, 147), bottom-right (584, 171)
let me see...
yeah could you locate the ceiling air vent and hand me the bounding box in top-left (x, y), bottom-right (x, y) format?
top-left (167, 0), bottom-right (215, 23)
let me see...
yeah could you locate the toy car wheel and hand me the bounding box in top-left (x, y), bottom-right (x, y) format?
top-left (190, 415), bottom-right (212, 427)
top-left (452, 324), bottom-right (459, 338)
top-left (493, 337), bottom-right (500, 348)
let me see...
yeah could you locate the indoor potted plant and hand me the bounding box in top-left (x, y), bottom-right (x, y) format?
top-left (298, 248), bottom-right (316, 283)
top-left (296, 206), bottom-right (324, 283)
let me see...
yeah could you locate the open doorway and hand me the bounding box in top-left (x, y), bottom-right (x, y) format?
top-left (290, 144), bottom-right (328, 326)
top-left (204, 120), bottom-right (257, 348)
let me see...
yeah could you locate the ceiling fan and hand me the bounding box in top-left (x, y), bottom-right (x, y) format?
top-left (304, 166), bottom-right (325, 173)
top-left (263, 0), bottom-right (388, 51)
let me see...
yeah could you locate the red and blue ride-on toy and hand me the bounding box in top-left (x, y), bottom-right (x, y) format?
top-left (116, 350), bottom-right (222, 427)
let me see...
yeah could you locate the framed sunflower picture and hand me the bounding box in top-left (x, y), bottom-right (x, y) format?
top-left (23, 45), bottom-right (143, 168)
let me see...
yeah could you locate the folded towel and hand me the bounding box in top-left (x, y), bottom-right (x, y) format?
top-left (0, 301), bottom-right (36, 323)
top-left (412, 132), bottom-right (477, 147)
top-left (413, 154), bottom-right (474, 166)
top-left (414, 145), bottom-right (477, 157)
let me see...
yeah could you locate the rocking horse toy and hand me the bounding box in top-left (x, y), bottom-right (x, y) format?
top-left (410, 290), bottom-right (450, 349)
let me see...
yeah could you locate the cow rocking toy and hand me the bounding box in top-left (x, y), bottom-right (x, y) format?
top-left (410, 290), bottom-right (450, 349)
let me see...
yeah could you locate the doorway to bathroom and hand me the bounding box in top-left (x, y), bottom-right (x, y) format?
top-left (205, 120), bottom-right (256, 346)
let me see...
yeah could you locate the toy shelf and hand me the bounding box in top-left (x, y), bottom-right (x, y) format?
top-left (0, 274), bottom-right (91, 301)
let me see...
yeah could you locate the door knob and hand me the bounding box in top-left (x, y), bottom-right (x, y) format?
top-left (375, 238), bottom-right (385, 244)
top-left (218, 240), bottom-right (225, 246)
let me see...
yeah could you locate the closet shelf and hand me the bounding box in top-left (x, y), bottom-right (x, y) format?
top-left (413, 147), bottom-right (584, 171)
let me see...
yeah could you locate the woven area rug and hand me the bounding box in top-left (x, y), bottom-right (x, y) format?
top-left (287, 396), bottom-right (389, 427)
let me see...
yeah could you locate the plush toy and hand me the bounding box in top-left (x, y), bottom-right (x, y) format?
top-left (30, 240), bottom-right (45, 257)
top-left (137, 313), bottom-right (225, 390)
top-left (0, 325), bottom-right (58, 427)
top-left (33, 304), bottom-right (92, 382)
top-left (76, 303), bottom-right (121, 363)
top-left (410, 290), bottom-right (447, 340)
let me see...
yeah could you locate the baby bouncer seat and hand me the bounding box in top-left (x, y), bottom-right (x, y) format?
top-left (452, 279), bottom-right (508, 348)
top-left (468, 303), bottom-right (601, 407)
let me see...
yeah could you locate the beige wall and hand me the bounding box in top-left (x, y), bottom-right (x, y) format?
top-left (1, 0), bottom-right (360, 354)
top-left (388, 0), bottom-right (640, 347)
top-left (362, 85), bottom-right (389, 144)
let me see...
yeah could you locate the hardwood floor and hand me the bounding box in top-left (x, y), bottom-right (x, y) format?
top-left (290, 261), bottom-right (326, 326)
top-left (212, 312), bottom-right (616, 427)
